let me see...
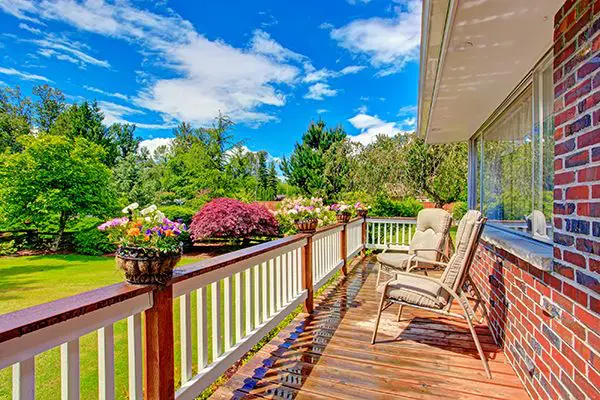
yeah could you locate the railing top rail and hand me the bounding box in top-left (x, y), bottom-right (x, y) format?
top-left (0, 234), bottom-right (309, 345)
top-left (169, 234), bottom-right (307, 286)
top-left (366, 217), bottom-right (417, 222)
top-left (313, 222), bottom-right (344, 235)
top-left (0, 282), bottom-right (152, 344)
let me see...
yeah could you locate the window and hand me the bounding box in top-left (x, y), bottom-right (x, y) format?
top-left (470, 56), bottom-right (553, 243)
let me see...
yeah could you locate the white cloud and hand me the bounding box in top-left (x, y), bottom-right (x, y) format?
top-left (304, 83), bottom-right (337, 100)
top-left (0, 66), bottom-right (51, 82)
top-left (140, 137), bottom-right (173, 155)
top-left (303, 65), bottom-right (365, 83)
top-left (249, 29), bottom-right (306, 63)
top-left (84, 85), bottom-right (129, 101)
top-left (99, 100), bottom-right (144, 125)
top-left (397, 104), bottom-right (417, 116)
top-left (347, 0), bottom-right (372, 4)
top-left (347, 112), bottom-right (408, 145)
top-left (19, 22), bottom-right (41, 34)
top-left (0, 0), bottom-right (42, 24)
top-left (317, 108), bottom-right (328, 114)
top-left (356, 104), bottom-right (368, 114)
top-left (319, 22), bottom-right (334, 30)
top-left (402, 117), bottom-right (416, 128)
top-left (31, 35), bottom-right (110, 68)
top-left (2, 1), bottom-right (308, 126)
top-left (329, 0), bottom-right (421, 76)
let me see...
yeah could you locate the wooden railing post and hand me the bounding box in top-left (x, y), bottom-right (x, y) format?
top-left (302, 234), bottom-right (314, 314)
top-left (144, 286), bottom-right (175, 400)
top-left (361, 217), bottom-right (367, 256)
top-left (340, 223), bottom-right (348, 276)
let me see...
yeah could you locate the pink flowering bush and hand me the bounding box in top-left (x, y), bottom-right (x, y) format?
top-left (189, 198), bottom-right (279, 241)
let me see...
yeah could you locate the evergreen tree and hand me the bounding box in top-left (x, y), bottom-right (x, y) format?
top-left (32, 84), bottom-right (66, 133)
top-left (281, 120), bottom-right (346, 198)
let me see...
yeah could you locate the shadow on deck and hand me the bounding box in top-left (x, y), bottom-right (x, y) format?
top-left (212, 259), bottom-right (528, 400)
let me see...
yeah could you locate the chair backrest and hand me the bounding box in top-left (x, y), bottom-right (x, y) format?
top-left (409, 208), bottom-right (453, 261)
top-left (438, 210), bottom-right (486, 300)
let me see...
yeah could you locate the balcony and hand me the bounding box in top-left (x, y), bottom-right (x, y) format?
top-left (1, 217), bottom-right (527, 399)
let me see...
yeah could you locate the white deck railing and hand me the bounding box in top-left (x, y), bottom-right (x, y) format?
top-left (366, 217), bottom-right (417, 251)
top-left (1, 218), bottom-right (369, 400)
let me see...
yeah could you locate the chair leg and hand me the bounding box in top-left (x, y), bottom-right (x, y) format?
top-left (397, 304), bottom-right (404, 322)
top-left (372, 290), bottom-right (387, 344)
top-left (376, 262), bottom-right (382, 287)
top-left (460, 299), bottom-right (492, 379)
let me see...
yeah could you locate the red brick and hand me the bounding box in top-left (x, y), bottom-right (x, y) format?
top-left (555, 126), bottom-right (565, 141)
top-left (577, 202), bottom-right (600, 217)
top-left (563, 282), bottom-right (589, 306)
top-left (555, 262), bottom-right (576, 279)
top-left (578, 166), bottom-right (600, 182)
top-left (561, 312), bottom-right (588, 340)
top-left (591, 257), bottom-right (600, 273)
top-left (564, 250), bottom-right (587, 268)
top-left (577, 127), bottom-right (600, 148)
top-left (593, 184), bottom-right (600, 198)
top-left (577, 90), bottom-right (600, 111)
top-left (565, 78), bottom-right (592, 106)
top-left (566, 185), bottom-right (590, 199)
top-left (555, 73), bottom-right (577, 98)
top-left (553, 290), bottom-right (575, 313)
top-left (556, 138), bottom-right (576, 155)
top-left (555, 106), bottom-right (577, 126)
top-left (574, 370), bottom-right (600, 399)
top-left (554, 215), bottom-right (563, 227)
top-left (565, 149), bottom-right (590, 167)
top-left (555, 171), bottom-right (575, 185)
top-left (555, 42), bottom-right (577, 70)
top-left (554, 346), bottom-right (575, 375)
top-left (566, 9), bottom-right (592, 42)
top-left (574, 303), bottom-right (600, 331)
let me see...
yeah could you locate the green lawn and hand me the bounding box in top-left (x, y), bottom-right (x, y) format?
top-left (0, 254), bottom-right (205, 400)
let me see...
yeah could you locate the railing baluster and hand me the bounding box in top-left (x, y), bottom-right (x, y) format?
top-left (211, 281), bottom-right (222, 360)
top-left (234, 273), bottom-right (243, 342)
top-left (61, 339), bottom-right (80, 400)
top-left (98, 325), bottom-right (115, 400)
top-left (245, 268), bottom-right (253, 334)
top-left (12, 358), bottom-right (35, 400)
top-left (261, 262), bottom-right (268, 322)
top-left (275, 256), bottom-right (282, 310)
top-left (287, 251), bottom-right (293, 302)
top-left (127, 314), bottom-right (143, 400)
top-left (180, 294), bottom-right (192, 383)
top-left (402, 223), bottom-right (406, 245)
top-left (224, 276), bottom-right (233, 351)
top-left (253, 265), bottom-right (261, 326)
top-left (282, 253), bottom-right (289, 305)
top-left (269, 259), bottom-right (276, 315)
top-left (196, 287), bottom-right (208, 369)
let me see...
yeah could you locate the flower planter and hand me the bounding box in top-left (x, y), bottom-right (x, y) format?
top-left (116, 246), bottom-right (182, 285)
top-left (357, 209), bottom-right (368, 218)
top-left (336, 213), bottom-right (351, 223)
top-left (294, 218), bottom-right (318, 233)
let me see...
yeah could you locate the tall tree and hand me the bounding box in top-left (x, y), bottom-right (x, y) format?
top-left (402, 134), bottom-right (468, 206)
top-left (281, 120), bottom-right (346, 198)
top-left (0, 135), bottom-right (116, 249)
top-left (108, 123), bottom-right (140, 160)
top-left (32, 84), bottom-right (66, 132)
top-left (0, 86), bottom-right (32, 153)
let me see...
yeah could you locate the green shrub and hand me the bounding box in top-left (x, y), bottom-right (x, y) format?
top-left (452, 201), bottom-right (468, 222)
top-left (370, 196), bottom-right (423, 217)
top-left (73, 217), bottom-right (115, 256)
top-left (160, 205), bottom-right (197, 225)
top-left (0, 240), bottom-right (17, 256)
top-left (340, 191), bottom-right (374, 206)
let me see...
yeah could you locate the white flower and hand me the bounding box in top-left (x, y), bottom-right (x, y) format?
top-left (288, 209), bottom-right (298, 215)
top-left (122, 202), bottom-right (139, 214)
top-left (141, 204), bottom-right (157, 216)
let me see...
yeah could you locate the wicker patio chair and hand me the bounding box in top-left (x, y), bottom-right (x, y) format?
top-left (371, 211), bottom-right (492, 378)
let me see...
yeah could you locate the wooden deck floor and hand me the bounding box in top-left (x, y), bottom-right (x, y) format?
top-left (212, 259), bottom-right (528, 400)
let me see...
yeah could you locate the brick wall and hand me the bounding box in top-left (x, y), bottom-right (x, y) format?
top-left (469, 1), bottom-right (600, 399)
top-left (471, 243), bottom-right (598, 399)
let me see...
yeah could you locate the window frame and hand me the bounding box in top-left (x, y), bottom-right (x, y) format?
top-left (468, 50), bottom-right (554, 244)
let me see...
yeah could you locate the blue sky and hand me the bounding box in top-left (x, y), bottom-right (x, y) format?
top-left (0, 0), bottom-right (421, 158)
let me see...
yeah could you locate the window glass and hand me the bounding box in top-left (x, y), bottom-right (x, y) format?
top-left (482, 87), bottom-right (533, 227)
top-left (471, 57), bottom-right (554, 243)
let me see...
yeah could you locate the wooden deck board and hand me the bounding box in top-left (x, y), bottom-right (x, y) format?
top-left (212, 260), bottom-right (528, 400)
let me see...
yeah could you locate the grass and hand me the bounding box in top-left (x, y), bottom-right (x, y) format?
top-left (0, 253), bottom-right (334, 399)
top-left (0, 254), bottom-right (201, 400)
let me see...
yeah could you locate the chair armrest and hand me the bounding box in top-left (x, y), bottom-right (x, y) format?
top-left (393, 271), bottom-right (460, 300)
top-left (412, 248), bottom-right (449, 262)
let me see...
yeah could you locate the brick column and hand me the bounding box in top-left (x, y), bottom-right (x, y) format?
top-left (552, 0), bottom-right (600, 398)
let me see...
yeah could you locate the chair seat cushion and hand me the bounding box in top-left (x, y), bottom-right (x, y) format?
top-left (381, 275), bottom-right (448, 309)
top-left (377, 252), bottom-right (437, 271)
top-left (377, 252), bottom-right (412, 269)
